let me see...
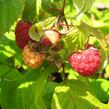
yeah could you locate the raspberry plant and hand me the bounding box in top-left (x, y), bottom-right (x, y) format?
top-left (0, 0), bottom-right (109, 109)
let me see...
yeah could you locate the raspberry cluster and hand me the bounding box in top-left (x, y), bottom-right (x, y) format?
top-left (15, 20), bottom-right (61, 69)
top-left (15, 20), bottom-right (101, 76)
top-left (69, 47), bottom-right (101, 76)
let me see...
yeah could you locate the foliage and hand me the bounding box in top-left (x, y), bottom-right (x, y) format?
top-left (0, 0), bottom-right (109, 109)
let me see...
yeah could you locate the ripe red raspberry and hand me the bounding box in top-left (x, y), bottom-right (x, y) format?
top-left (22, 44), bottom-right (46, 68)
top-left (15, 20), bottom-right (32, 49)
top-left (69, 47), bottom-right (101, 76)
top-left (41, 30), bottom-right (61, 47)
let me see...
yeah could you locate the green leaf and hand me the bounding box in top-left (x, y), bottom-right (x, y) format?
top-left (16, 65), bottom-right (56, 109)
top-left (42, 82), bottom-right (58, 108)
top-left (67, 0), bottom-right (73, 11)
top-left (78, 21), bottom-right (102, 38)
top-left (73, 0), bottom-right (95, 12)
top-left (42, 17), bottom-right (57, 29)
top-left (52, 79), bottom-right (109, 109)
top-left (61, 27), bottom-right (89, 60)
top-left (17, 81), bottom-right (47, 109)
top-left (33, 65), bottom-right (56, 109)
top-left (65, 28), bottom-right (88, 52)
top-left (22, 0), bottom-right (43, 22)
top-left (22, 0), bottom-right (36, 22)
top-left (0, 34), bottom-right (23, 65)
top-left (1, 68), bottom-right (23, 109)
top-left (0, 65), bottom-right (10, 77)
top-left (0, 0), bottom-right (25, 34)
top-left (89, 79), bottom-right (109, 103)
top-left (3, 69), bottom-right (23, 81)
top-left (16, 82), bottom-right (58, 109)
top-left (1, 64), bottom-right (56, 109)
top-left (1, 80), bottom-right (19, 109)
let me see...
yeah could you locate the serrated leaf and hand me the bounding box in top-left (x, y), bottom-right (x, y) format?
top-left (65, 28), bottom-right (88, 52)
top-left (52, 79), bottom-right (109, 109)
top-left (0, 0), bottom-right (25, 34)
top-left (78, 21), bottom-right (102, 38)
top-left (43, 17), bottom-right (57, 29)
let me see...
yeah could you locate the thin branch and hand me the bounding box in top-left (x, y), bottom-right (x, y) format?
top-left (61, 0), bottom-right (67, 13)
top-left (62, 63), bottom-right (66, 81)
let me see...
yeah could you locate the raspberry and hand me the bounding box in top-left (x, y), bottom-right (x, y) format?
top-left (69, 47), bottom-right (101, 76)
top-left (22, 44), bottom-right (46, 68)
top-left (15, 20), bottom-right (32, 49)
top-left (41, 37), bottom-right (51, 47)
top-left (41, 30), bottom-right (61, 47)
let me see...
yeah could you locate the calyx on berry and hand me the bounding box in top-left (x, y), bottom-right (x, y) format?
top-left (15, 20), bottom-right (32, 49)
top-left (41, 29), bottom-right (61, 48)
top-left (69, 46), bottom-right (101, 76)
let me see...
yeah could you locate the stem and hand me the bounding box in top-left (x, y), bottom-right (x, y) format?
top-left (62, 63), bottom-right (67, 81)
top-left (49, 0), bottom-right (69, 30)
top-left (63, 16), bottom-right (69, 30)
top-left (49, 0), bottom-right (67, 14)
top-left (61, 0), bottom-right (67, 13)
top-left (61, 0), bottom-right (70, 29)
top-left (48, 8), bottom-right (60, 13)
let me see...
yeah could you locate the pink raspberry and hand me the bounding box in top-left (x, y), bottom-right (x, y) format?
top-left (41, 37), bottom-right (52, 47)
top-left (69, 47), bottom-right (101, 76)
top-left (15, 20), bottom-right (32, 49)
top-left (41, 30), bottom-right (61, 47)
